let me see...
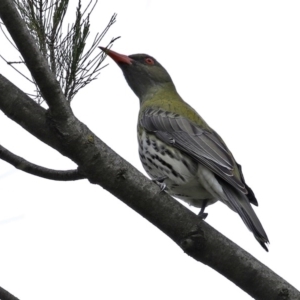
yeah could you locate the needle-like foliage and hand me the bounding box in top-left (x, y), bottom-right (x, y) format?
top-left (0, 0), bottom-right (118, 103)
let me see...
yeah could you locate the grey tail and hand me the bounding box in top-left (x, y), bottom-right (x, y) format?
top-left (220, 180), bottom-right (269, 251)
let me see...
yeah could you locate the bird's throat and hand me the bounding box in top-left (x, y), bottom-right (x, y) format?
top-left (139, 82), bottom-right (179, 106)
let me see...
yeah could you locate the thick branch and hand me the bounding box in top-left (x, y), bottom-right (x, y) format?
top-left (0, 73), bottom-right (299, 300)
top-left (0, 75), bottom-right (66, 153)
top-left (0, 0), bottom-right (71, 120)
top-left (0, 286), bottom-right (19, 300)
top-left (0, 144), bottom-right (85, 181)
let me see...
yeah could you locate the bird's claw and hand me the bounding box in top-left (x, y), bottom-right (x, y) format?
top-left (198, 212), bottom-right (208, 220)
top-left (159, 183), bottom-right (167, 192)
top-left (152, 176), bottom-right (167, 192)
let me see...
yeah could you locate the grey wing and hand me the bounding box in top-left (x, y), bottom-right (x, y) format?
top-left (140, 108), bottom-right (247, 194)
top-left (141, 108), bottom-right (269, 250)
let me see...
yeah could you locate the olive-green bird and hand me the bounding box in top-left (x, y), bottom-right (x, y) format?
top-left (100, 47), bottom-right (269, 251)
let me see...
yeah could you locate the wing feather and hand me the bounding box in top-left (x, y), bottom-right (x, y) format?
top-left (140, 108), bottom-right (247, 194)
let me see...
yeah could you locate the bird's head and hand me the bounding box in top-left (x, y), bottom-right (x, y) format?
top-left (100, 47), bottom-right (175, 100)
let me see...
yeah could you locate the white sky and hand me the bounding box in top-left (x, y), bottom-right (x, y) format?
top-left (1, 1), bottom-right (300, 299)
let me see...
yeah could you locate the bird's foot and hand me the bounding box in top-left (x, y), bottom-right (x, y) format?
top-left (152, 176), bottom-right (167, 192)
top-left (198, 211), bottom-right (208, 220)
top-left (198, 200), bottom-right (208, 220)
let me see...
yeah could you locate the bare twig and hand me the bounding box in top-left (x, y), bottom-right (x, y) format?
top-left (0, 54), bottom-right (34, 83)
top-left (0, 144), bottom-right (86, 181)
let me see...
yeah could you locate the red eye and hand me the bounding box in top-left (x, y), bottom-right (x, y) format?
top-left (145, 58), bottom-right (155, 65)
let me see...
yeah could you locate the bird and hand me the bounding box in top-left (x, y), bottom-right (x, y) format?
top-left (100, 46), bottom-right (269, 251)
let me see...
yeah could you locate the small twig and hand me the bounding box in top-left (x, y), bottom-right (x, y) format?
top-left (7, 61), bottom-right (23, 64)
top-left (0, 54), bottom-right (35, 83)
top-left (0, 144), bottom-right (86, 181)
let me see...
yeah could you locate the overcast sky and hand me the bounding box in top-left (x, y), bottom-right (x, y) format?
top-left (1, 1), bottom-right (300, 299)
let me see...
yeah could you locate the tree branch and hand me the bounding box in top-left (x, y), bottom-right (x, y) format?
top-left (0, 74), bottom-right (65, 153)
top-left (0, 286), bottom-right (19, 300)
top-left (0, 72), bottom-right (299, 300)
top-left (0, 144), bottom-right (85, 181)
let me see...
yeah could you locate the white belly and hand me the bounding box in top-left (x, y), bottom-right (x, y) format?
top-left (138, 131), bottom-right (221, 208)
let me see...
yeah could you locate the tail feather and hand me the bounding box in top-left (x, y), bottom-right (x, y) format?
top-left (221, 181), bottom-right (269, 251)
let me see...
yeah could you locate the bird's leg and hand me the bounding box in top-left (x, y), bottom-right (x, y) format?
top-left (152, 176), bottom-right (167, 192)
top-left (198, 199), bottom-right (208, 220)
